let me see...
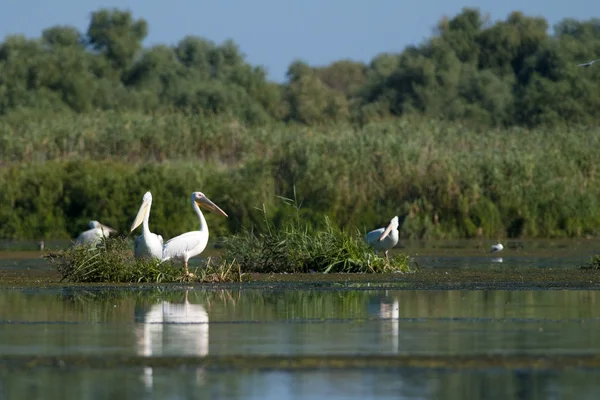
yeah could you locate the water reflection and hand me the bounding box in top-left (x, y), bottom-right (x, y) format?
top-left (368, 293), bottom-right (399, 353)
top-left (134, 289), bottom-right (209, 390)
top-left (2, 287), bottom-right (600, 399)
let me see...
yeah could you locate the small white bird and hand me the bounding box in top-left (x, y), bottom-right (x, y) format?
top-left (75, 220), bottom-right (117, 246)
top-left (577, 59), bottom-right (600, 68)
top-left (365, 216), bottom-right (400, 260)
top-left (130, 191), bottom-right (164, 260)
top-left (162, 192), bottom-right (228, 277)
top-left (491, 243), bottom-right (504, 253)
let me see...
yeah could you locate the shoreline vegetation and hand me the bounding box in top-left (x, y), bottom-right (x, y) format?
top-left (2, 7), bottom-right (600, 246)
top-left (44, 208), bottom-right (411, 283)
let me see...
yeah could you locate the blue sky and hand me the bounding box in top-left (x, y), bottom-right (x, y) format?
top-left (1, 0), bottom-right (599, 82)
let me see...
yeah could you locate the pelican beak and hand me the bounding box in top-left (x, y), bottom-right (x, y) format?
top-left (379, 221), bottom-right (395, 241)
top-left (196, 196), bottom-right (228, 217)
top-left (130, 199), bottom-right (150, 232)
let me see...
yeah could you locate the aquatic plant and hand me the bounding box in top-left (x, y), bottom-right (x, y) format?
top-left (44, 236), bottom-right (245, 283)
top-left (222, 200), bottom-right (411, 274)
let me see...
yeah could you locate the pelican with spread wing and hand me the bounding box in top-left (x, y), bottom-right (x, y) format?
top-left (75, 220), bottom-right (117, 245)
top-left (130, 191), bottom-right (164, 260)
top-left (162, 192), bottom-right (228, 276)
top-left (366, 216), bottom-right (400, 259)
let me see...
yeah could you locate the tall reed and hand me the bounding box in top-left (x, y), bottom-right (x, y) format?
top-left (2, 113), bottom-right (600, 240)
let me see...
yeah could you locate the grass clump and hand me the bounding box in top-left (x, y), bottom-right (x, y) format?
top-left (222, 202), bottom-right (411, 274)
top-left (44, 236), bottom-right (246, 283)
top-left (45, 236), bottom-right (180, 283)
top-left (581, 255), bottom-right (600, 270)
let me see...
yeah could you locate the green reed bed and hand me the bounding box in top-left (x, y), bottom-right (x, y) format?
top-left (44, 236), bottom-right (247, 283)
top-left (3, 114), bottom-right (600, 241)
top-left (223, 203), bottom-right (410, 274)
top-left (45, 214), bottom-right (408, 283)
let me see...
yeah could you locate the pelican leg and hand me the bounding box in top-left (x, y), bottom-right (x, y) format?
top-left (385, 250), bottom-right (390, 265)
top-left (184, 261), bottom-right (195, 277)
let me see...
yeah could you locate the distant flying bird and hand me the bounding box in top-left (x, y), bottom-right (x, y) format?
top-left (161, 191), bottom-right (228, 277)
top-left (577, 59), bottom-right (600, 68)
top-left (130, 191), bottom-right (163, 261)
top-left (365, 216), bottom-right (400, 260)
top-left (491, 243), bottom-right (504, 253)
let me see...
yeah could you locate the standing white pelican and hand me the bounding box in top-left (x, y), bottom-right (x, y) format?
top-left (75, 220), bottom-right (117, 245)
top-left (162, 192), bottom-right (228, 276)
top-left (366, 216), bottom-right (400, 259)
top-left (491, 243), bottom-right (504, 253)
top-left (130, 191), bottom-right (163, 260)
top-left (577, 59), bottom-right (600, 68)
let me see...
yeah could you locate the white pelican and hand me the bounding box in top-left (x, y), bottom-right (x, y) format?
top-left (162, 191), bottom-right (228, 276)
top-left (577, 59), bottom-right (600, 67)
top-left (75, 220), bottom-right (117, 245)
top-left (491, 243), bottom-right (504, 253)
top-left (130, 191), bottom-right (163, 260)
top-left (365, 216), bottom-right (400, 259)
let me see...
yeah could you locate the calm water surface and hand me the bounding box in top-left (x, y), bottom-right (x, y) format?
top-left (1, 239), bottom-right (600, 399)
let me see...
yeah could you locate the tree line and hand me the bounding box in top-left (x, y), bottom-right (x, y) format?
top-left (1, 7), bottom-right (600, 128)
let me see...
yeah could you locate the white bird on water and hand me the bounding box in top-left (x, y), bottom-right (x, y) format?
top-left (75, 220), bottom-right (117, 245)
top-left (577, 59), bottom-right (600, 68)
top-left (365, 216), bottom-right (400, 260)
top-left (161, 192), bottom-right (228, 277)
top-left (491, 243), bottom-right (504, 253)
top-left (130, 191), bottom-right (163, 260)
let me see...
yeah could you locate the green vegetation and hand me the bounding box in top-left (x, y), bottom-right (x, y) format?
top-left (2, 7), bottom-right (600, 242)
top-left (223, 201), bottom-right (410, 274)
top-left (582, 255), bottom-right (600, 270)
top-left (2, 117), bottom-right (600, 241)
top-left (1, 8), bottom-right (599, 127)
top-left (45, 236), bottom-right (182, 283)
top-left (44, 236), bottom-right (247, 283)
top-left (45, 205), bottom-right (409, 282)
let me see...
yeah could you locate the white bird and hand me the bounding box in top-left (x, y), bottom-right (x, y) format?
top-left (491, 243), bottom-right (504, 253)
top-left (75, 220), bottom-right (117, 246)
top-left (162, 191), bottom-right (228, 276)
top-left (130, 191), bottom-right (163, 260)
top-left (365, 216), bottom-right (400, 260)
top-left (577, 59), bottom-right (600, 67)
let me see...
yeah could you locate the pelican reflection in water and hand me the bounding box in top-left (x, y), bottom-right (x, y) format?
top-left (135, 290), bottom-right (209, 389)
top-left (367, 293), bottom-right (400, 353)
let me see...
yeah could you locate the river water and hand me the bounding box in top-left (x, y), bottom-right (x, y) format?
top-left (1, 239), bottom-right (599, 399)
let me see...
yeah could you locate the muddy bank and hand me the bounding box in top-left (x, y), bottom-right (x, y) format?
top-left (3, 353), bottom-right (600, 371)
top-left (1, 266), bottom-right (600, 290)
